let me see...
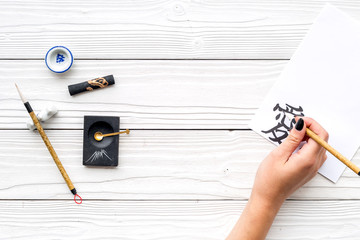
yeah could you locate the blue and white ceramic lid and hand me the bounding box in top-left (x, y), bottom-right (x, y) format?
top-left (45, 46), bottom-right (73, 73)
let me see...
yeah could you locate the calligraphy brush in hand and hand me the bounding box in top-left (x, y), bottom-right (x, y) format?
top-left (285, 113), bottom-right (360, 176)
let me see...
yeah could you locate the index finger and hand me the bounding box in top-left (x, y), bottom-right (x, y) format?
top-left (300, 117), bottom-right (329, 142)
top-left (295, 117), bottom-right (329, 155)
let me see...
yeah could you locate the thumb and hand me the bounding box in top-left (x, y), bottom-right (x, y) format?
top-left (276, 118), bottom-right (306, 159)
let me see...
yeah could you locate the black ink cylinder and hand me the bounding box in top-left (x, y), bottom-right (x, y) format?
top-left (68, 75), bottom-right (115, 96)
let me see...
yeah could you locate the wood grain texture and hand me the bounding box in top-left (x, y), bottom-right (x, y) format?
top-left (1, 130), bottom-right (359, 200)
top-left (1, 200), bottom-right (360, 240)
top-left (2, 1), bottom-right (360, 59)
top-left (0, 60), bottom-right (284, 129)
top-left (3, 1), bottom-right (360, 238)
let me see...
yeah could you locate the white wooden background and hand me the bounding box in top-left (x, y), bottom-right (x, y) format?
top-left (1, 1), bottom-right (360, 239)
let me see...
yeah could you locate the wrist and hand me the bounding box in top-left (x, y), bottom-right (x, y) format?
top-left (249, 192), bottom-right (284, 217)
top-left (229, 193), bottom-right (283, 239)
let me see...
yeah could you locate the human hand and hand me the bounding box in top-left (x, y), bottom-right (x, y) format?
top-left (251, 117), bottom-right (329, 209)
top-left (226, 117), bottom-right (329, 240)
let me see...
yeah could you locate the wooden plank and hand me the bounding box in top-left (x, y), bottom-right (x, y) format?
top-left (2, 1), bottom-right (360, 59)
top-left (0, 60), bottom-right (284, 129)
top-left (1, 200), bottom-right (360, 239)
top-left (1, 130), bottom-right (359, 200)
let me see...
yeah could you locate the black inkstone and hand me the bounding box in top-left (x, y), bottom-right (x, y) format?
top-left (83, 116), bottom-right (119, 166)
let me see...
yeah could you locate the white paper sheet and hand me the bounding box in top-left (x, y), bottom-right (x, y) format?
top-left (250, 4), bottom-right (360, 183)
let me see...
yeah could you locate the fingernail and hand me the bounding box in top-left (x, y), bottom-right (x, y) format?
top-left (295, 118), bottom-right (304, 131)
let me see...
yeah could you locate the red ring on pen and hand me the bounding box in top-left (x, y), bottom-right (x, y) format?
top-left (74, 194), bottom-right (82, 204)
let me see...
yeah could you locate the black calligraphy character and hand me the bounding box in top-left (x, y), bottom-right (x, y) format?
top-left (261, 103), bottom-right (305, 144)
top-left (261, 123), bottom-right (289, 144)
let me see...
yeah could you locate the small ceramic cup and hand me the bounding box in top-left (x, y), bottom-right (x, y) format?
top-left (45, 46), bottom-right (73, 73)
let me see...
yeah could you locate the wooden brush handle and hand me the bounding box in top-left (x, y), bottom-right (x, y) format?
top-left (306, 128), bottom-right (360, 175)
top-left (30, 112), bottom-right (76, 191)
